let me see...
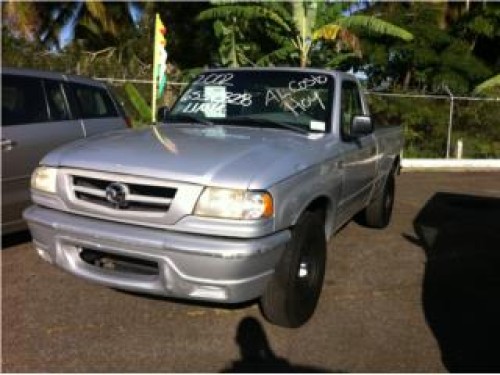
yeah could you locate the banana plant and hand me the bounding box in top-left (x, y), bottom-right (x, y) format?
top-left (474, 74), bottom-right (500, 95)
top-left (124, 82), bottom-right (152, 125)
top-left (198, 1), bottom-right (413, 68)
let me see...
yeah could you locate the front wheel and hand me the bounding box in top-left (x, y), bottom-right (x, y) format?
top-left (260, 211), bottom-right (326, 328)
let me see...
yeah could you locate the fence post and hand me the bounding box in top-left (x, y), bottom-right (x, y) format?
top-left (444, 85), bottom-right (455, 159)
top-left (456, 139), bottom-right (463, 159)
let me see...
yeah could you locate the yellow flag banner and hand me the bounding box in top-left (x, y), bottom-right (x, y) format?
top-left (151, 13), bottom-right (167, 122)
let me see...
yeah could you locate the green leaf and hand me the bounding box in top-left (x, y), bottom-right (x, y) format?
top-left (326, 52), bottom-right (359, 68)
top-left (338, 15), bottom-right (414, 41)
top-left (124, 82), bottom-right (152, 123)
top-left (474, 74), bottom-right (500, 94)
top-left (197, 5), bottom-right (291, 32)
top-left (256, 44), bottom-right (296, 66)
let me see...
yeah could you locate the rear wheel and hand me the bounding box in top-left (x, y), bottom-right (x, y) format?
top-left (363, 171), bottom-right (395, 229)
top-left (260, 211), bottom-right (326, 328)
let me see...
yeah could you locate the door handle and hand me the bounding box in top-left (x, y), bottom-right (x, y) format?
top-left (1, 138), bottom-right (17, 151)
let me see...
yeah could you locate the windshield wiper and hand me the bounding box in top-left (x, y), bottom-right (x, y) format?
top-left (166, 113), bottom-right (214, 127)
top-left (224, 116), bottom-right (309, 135)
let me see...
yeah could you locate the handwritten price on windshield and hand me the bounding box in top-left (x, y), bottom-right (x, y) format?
top-left (181, 90), bottom-right (252, 107)
top-left (265, 90), bottom-right (326, 117)
top-left (288, 75), bottom-right (328, 92)
top-left (265, 74), bottom-right (328, 117)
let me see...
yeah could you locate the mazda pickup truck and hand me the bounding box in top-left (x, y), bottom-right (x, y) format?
top-left (24, 68), bottom-right (403, 328)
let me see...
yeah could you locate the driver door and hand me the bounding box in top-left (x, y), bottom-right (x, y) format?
top-left (336, 80), bottom-right (377, 223)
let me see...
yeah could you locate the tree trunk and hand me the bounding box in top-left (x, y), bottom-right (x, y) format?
top-left (300, 45), bottom-right (308, 67)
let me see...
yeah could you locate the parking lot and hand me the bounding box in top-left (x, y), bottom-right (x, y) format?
top-left (2, 171), bottom-right (500, 372)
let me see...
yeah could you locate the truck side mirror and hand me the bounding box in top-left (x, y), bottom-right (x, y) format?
top-left (157, 106), bottom-right (170, 123)
top-left (351, 115), bottom-right (373, 136)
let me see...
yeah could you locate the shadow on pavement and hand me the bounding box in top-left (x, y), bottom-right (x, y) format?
top-left (221, 316), bottom-right (335, 373)
top-left (407, 192), bottom-right (500, 372)
top-left (1, 230), bottom-right (31, 250)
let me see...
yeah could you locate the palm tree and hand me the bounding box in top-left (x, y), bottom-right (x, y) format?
top-left (2, 2), bottom-right (60, 43)
top-left (197, 1), bottom-right (413, 68)
top-left (72, 2), bottom-right (137, 51)
top-left (4, 1), bottom-right (139, 51)
top-left (211, 16), bottom-right (256, 67)
top-left (197, 4), bottom-right (290, 67)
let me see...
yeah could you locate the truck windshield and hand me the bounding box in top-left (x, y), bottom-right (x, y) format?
top-left (169, 70), bottom-right (334, 133)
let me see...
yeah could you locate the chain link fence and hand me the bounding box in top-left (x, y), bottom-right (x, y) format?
top-left (100, 78), bottom-right (500, 159)
top-left (367, 93), bottom-right (500, 159)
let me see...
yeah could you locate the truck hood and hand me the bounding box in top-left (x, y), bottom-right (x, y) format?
top-left (42, 124), bottom-right (327, 189)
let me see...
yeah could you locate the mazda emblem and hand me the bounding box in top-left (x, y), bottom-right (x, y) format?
top-left (105, 182), bottom-right (129, 208)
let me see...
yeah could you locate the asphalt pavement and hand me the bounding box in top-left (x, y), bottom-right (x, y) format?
top-left (2, 172), bottom-right (500, 372)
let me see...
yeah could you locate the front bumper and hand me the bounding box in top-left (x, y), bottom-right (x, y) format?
top-left (23, 206), bottom-right (290, 303)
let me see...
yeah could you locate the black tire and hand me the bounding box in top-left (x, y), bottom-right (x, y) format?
top-left (260, 211), bottom-right (326, 328)
top-left (363, 171), bottom-right (395, 229)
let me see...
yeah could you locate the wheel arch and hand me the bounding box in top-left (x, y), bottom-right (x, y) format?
top-left (292, 195), bottom-right (335, 239)
top-left (394, 154), bottom-right (401, 175)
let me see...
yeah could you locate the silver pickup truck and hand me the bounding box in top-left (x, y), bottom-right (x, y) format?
top-left (24, 68), bottom-right (403, 328)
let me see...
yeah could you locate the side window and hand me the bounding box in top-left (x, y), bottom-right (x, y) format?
top-left (44, 79), bottom-right (71, 121)
top-left (70, 83), bottom-right (118, 119)
top-left (1, 74), bottom-right (48, 126)
top-left (340, 81), bottom-right (363, 138)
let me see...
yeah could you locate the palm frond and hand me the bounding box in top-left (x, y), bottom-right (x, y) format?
top-left (79, 15), bottom-right (101, 38)
top-left (474, 74), bottom-right (500, 94)
top-left (256, 44), bottom-right (296, 66)
top-left (338, 15), bottom-right (413, 41)
top-left (3, 2), bottom-right (41, 40)
top-left (197, 5), bottom-right (291, 32)
top-left (264, 28), bottom-right (292, 46)
top-left (326, 52), bottom-right (359, 68)
top-left (265, 2), bottom-right (293, 25)
top-left (85, 2), bottom-right (119, 37)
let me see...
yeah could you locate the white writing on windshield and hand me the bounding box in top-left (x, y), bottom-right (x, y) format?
top-left (181, 89), bottom-right (252, 107)
top-left (264, 75), bottom-right (328, 117)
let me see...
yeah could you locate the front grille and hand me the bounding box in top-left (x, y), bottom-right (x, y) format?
top-left (72, 175), bottom-right (176, 213)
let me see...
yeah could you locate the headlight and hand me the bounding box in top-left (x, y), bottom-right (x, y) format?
top-left (31, 166), bottom-right (58, 194)
top-left (194, 187), bottom-right (273, 220)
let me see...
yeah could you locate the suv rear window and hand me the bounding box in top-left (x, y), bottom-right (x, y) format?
top-left (71, 83), bottom-right (118, 119)
top-left (2, 74), bottom-right (49, 126)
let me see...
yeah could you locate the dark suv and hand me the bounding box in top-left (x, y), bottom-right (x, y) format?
top-left (2, 67), bottom-right (130, 235)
